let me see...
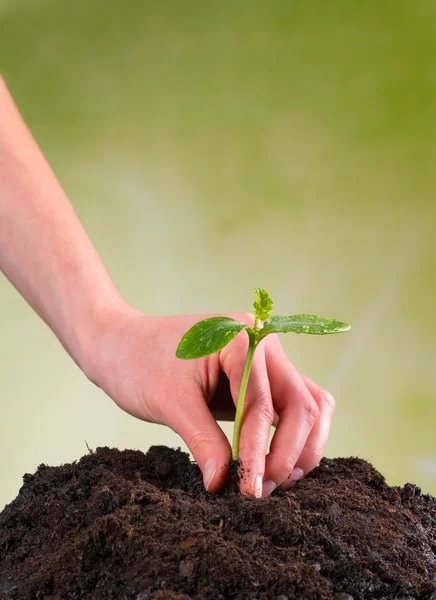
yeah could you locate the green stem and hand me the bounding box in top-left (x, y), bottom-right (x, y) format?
top-left (232, 334), bottom-right (257, 460)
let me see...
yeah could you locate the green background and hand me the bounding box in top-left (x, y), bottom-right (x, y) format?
top-left (1, 0), bottom-right (435, 508)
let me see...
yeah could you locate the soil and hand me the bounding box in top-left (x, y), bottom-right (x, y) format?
top-left (1, 446), bottom-right (436, 600)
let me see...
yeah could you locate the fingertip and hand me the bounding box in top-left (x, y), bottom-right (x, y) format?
top-left (262, 480), bottom-right (277, 498)
top-left (283, 467), bottom-right (305, 490)
top-left (202, 456), bottom-right (230, 493)
top-left (203, 458), bottom-right (217, 491)
top-left (254, 475), bottom-right (263, 499)
top-left (237, 464), bottom-right (264, 498)
top-left (168, 397), bottom-right (231, 494)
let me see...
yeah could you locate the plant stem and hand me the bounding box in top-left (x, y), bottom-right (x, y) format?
top-left (232, 334), bottom-right (257, 460)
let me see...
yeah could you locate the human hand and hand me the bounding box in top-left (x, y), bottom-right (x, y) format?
top-left (83, 301), bottom-right (336, 498)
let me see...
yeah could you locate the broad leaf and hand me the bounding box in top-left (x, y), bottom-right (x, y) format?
top-left (253, 288), bottom-right (274, 321)
top-left (176, 317), bottom-right (251, 360)
top-left (259, 314), bottom-right (351, 339)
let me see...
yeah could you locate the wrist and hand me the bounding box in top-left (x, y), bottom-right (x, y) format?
top-left (74, 295), bottom-right (147, 390)
top-left (67, 289), bottom-right (128, 376)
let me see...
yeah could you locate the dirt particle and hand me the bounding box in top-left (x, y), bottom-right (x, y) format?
top-left (178, 560), bottom-right (195, 578)
top-left (179, 537), bottom-right (198, 549)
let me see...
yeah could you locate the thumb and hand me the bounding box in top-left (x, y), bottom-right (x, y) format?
top-left (167, 392), bottom-right (231, 493)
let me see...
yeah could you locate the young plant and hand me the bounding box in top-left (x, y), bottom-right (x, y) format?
top-left (176, 289), bottom-right (350, 461)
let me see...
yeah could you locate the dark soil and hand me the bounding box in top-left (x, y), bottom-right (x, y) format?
top-left (1, 446), bottom-right (436, 600)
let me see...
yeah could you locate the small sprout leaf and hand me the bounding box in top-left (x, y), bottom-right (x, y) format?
top-left (259, 314), bottom-right (351, 339)
top-left (176, 317), bottom-right (250, 360)
top-left (176, 288), bottom-right (351, 463)
top-left (253, 288), bottom-right (274, 322)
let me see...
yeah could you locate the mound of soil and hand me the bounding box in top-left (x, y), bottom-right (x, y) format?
top-left (1, 446), bottom-right (435, 600)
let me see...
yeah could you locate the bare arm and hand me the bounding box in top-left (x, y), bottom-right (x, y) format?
top-left (0, 76), bottom-right (121, 367)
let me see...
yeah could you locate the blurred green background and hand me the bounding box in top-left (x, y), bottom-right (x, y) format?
top-left (1, 0), bottom-right (435, 509)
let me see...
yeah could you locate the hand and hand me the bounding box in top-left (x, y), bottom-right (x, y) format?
top-left (83, 301), bottom-right (336, 497)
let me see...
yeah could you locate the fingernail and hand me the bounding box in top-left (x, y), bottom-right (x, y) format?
top-left (203, 459), bottom-right (217, 492)
top-left (289, 467), bottom-right (304, 482)
top-left (254, 475), bottom-right (263, 498)
top-left (262, 480), bottom-right (276, 498)
top-left (284, 467), bottom-right (305, 490)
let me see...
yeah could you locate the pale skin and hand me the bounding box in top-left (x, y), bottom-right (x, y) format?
top-left (0, 77), bottom-right (336, 498)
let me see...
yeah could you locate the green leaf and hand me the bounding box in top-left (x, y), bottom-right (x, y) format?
top-left (176, 317), bottom-right (251, 360)
top-left (253, 288), bottom-right (274, 322)
top-left (259, 314), bottom-right (351, 339)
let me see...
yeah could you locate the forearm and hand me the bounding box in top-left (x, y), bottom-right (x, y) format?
top-left (0, 77), bottom-right (122, 368)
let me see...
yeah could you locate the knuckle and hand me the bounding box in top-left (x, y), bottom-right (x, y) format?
top-left (186, 431), bottom-right (213, 454)
top-left (262, 403), bottom-right (275, 427)
top-left (320, 389), bottom-right (336, 413)
top-left (282, 456), bottom-right (297, 476)
top-left (257, 391), bottom-right (274, 425)
top-left (239, 438), bottom-right (266, 459)
top-left (298, 388), bottom-right (319, 425)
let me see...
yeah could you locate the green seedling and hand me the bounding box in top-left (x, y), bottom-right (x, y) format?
top-left (176, 289), bottom-right (350, 461)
